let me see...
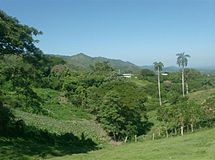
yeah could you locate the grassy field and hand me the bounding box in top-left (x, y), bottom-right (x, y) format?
top-left (14, 109), bottom-right (108, 144)
top-left (0, 109), bottom-right (108, 160)
top-left (189, 88), bottom-right (215, 103)
top-left (49, 128), bottom-right (215, 160)
top-left (130, 78), bottom-right (152, 87)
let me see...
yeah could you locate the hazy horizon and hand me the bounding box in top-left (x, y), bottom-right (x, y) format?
top-left (1, 0), bottom-right (215, 67)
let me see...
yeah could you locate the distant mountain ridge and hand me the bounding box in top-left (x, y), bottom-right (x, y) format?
top-left (53, 53), bottom-right (214, 73)
top-left (141, 65), bottom-right (179, 72)
top-left (60, 53), bottom-right (141, 73)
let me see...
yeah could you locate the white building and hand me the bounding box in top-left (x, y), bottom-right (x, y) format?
top-left (122, 73), bottom-right (133, 78)
top-left (161, 72), bottom-right (168, 76)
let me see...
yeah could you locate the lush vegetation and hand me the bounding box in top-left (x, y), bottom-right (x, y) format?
top-left (0, 10), bottom-right (215, 160)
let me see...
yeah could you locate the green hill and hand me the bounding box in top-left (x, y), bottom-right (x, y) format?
top-left (59, 53), bottom-right (141, 73)
top-left (50, 128), bottom-right (215, 160)
top-left (17, 88), bottom-right (109, 143)
top-left (189, 88), bottom-right (215, 103)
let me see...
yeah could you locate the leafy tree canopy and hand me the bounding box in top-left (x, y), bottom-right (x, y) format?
top-left (0, 10), bottom-right (42, 56)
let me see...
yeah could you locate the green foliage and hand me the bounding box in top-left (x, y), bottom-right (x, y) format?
top-left (34, 88), bottom-right (93, 120)
top-left (202, 95), bottom-right (215, 127)
top-left (157, 97), bottom-right (204, 136)
top-left (138, 68), bottom-right (155, 81)
top-left (91, 61), bottom-right (113, 74)
top-left (153, 61), bottom-right (164, 71)
top-left (176, 52), bottom-right (190, 68)
top-left (0, 10), bottom-right (42, 56)
top-left (97, 91), bottom-right (146, 141)
top-left (0, 102), bottom-right (15, 133)
top-left (98, 80), bottom-right (147, 108)
top-left (97, 91), bottom-right (125, 141)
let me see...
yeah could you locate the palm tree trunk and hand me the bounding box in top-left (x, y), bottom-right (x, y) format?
top-left (174, 128), bottom-right (177, 135)
top-left (157, 67), bottom-right (162, 106)
top-left (158, 128), bottom-right (161, 136)
top-left (186, 82), bottom-right (189, 94)
top-left (124, 136), bottom-right (128, 143)
top-left (180, 126), bottom-right (184, 136)
top-left (165, 128), bottom-right (169, 138)
top-left (182, 67), bottom-right (185, 97)
top-left (191, 124), bottom-right (194, 133)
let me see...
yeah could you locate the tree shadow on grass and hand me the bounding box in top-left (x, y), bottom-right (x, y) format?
top-left (0, 122), bottom-right (98, 160)
top-left (0, 103), bottom-right (98, 159)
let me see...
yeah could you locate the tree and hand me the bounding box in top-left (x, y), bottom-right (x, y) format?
top-left (0, 101), bottom-right (15, 134)
top-left (0, 10), bottom-right (42, 56)
top-left (139, 69), bottom-right (155, 80)
top-left (186, 101), bottom-right (202, 132)
top-left (157, 105), bottom-right (172, 137)
top-left (202, 96), bottom-right (215, 127)
top-left (97, 91), bottom-right (145, 141)
top-left (153, 62), bottom-right (164, 106)
top-left (91, 61), bottom-right (114, 75)
top-left (184, 68), bottom-right (201, 94)
top-left (97, 91), bottom-right (125, 141)
top-left (176, 52), bottom-right (190, 97)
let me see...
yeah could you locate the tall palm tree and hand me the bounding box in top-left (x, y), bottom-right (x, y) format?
top-left (153, 62), bottom-right (164, 106)
top-left (176, 52), bottom-right (190, 97)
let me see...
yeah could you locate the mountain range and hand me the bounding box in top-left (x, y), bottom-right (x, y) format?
top-left (55, 53), bottom-right (214, 73)
top-left (59, 53), bottom-right (140, 73)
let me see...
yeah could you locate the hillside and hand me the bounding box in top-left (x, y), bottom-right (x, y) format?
top-left (189, 88), bottom-right (215, 103)
top-left (14, 110), bottom-right (108, 143)
top-left (59, 53), bottom-right (141, 73)
top-left (50, 128), bottom-right (215, 160)
top-left (18, 88), bottom-right (109, 143)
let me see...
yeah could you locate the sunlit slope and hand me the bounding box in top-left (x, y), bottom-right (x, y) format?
top-left (50, 128), bottom-right (215, 160)
top-left (189, 88), bottom-right (215, 103)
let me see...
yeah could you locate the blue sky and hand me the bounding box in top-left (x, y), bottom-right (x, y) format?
top-left (1, 0), bottom-right (215, 67)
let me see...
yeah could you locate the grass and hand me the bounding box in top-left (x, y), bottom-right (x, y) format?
top-left (0, 108), bottom-right (107, 160)
top-left (130, 78), bottom-right (151, 87)
top-left (189, 88), bottom-right (215, 103)
top-left (0, 126), bottom-right (98, 160)
top-left (13, 109), bottom-right (108, 144)
top-left (49, 128), bottom-right (215, 160)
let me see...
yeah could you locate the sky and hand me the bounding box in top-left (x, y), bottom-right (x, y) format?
top-left (1, 0), bottom-right (215, 67)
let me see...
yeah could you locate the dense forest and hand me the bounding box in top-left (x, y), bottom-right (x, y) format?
top-left (0, 10), bottom-right (215, 159)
